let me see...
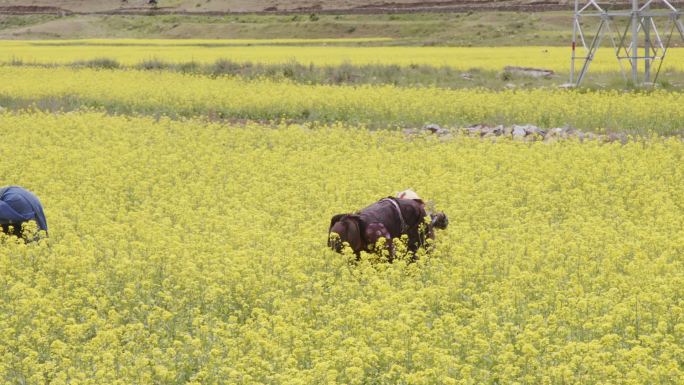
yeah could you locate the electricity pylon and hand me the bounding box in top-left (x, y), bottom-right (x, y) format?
top-left (571, 0), bottom-right (684, 86)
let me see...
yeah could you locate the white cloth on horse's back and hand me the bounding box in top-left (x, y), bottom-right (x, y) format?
top-left (397, 189), bottom-right (421, 201)
top-left (0, 186), bottom-right (48, 233)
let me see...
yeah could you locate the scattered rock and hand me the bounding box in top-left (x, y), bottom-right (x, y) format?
top-left (545, 127), bottom-right (566, 138)
top-left (558, 83), bottom-right (575, 89)
top-left (404, 123), bottom-right (632, 144)
top-left (606, 132), bottom-right (628, 144)
top-left (512, 125), bottom-right (527, 138)
top-left (460, 72), bottom-right (473, 81)
top-left (481, 126), bottom-right (494, 135)
top-left (405, 124), bottom-right (452, 138)
top-left (526, 125), bottom-right (545, 136)
top-left (504, 66), bottom-right (555, 78)
top-left (510, 124), bottom-right (543, 137)
top-left (423, 123), bottom-right (444, 134)
top-left (464, 126), bottom-right (482, 136)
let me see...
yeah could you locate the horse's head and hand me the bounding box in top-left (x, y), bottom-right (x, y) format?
top-left (431, 212), bottom-right (449, 230)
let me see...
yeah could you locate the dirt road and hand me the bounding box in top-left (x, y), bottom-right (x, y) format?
top-left (0, 1), bottom-right (589, 16)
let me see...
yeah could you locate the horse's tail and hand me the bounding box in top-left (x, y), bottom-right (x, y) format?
top-left (328, 214), bottom-right (363, 254)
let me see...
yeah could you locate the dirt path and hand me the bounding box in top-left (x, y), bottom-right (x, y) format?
top-left (0, 2), bottom-right (579, 16)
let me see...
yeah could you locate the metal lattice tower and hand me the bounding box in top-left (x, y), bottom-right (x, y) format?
top-left (571, 0), bottom-right (684, 86)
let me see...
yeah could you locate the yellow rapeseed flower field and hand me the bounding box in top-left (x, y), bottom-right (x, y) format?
top-left (1, 111), bottom-right (683, 384)
top-left (1, 66), bottom-right (684, 133)
top-left (3, 39), bottom-right (684, 72)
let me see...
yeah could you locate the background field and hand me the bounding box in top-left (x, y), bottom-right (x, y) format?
top-left (2, 8), bottom-right (684, 88)
top-left (0, 11), bottom-right (678, 48)
top-left (1, 2), bottom-right (684, 385)
top-left (2, 112), bottom-right (683, 384)
top-left (1, 65), bottom-right (684, 134)
top-left (0, 12), bottom-right (578, 43)
top-left (6, 40), bottom-right (684, 72)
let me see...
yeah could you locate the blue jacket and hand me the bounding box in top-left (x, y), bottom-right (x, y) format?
top-left (0, 186), bottom-right (48, 234)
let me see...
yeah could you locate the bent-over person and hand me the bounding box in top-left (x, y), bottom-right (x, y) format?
top-left (0, 186), bottom-right (48, 240)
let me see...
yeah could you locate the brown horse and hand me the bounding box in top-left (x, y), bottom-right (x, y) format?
top-left (328, 197), bottom-right (447, 260)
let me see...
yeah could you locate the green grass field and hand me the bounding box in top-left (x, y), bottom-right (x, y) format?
top-left (0, 12), bottom-right (580, 45)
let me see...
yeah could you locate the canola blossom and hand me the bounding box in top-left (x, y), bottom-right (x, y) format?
top-left (1, 66), bottom-right (684, 133)
top-left (1, 111), bottom-right (683, 384)
top-left (3, 40), bottom-right (684, 73)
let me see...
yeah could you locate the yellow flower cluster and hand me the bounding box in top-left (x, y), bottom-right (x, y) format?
top-left (1, 66), bottom-right (684, 133)
top-left (2, 39), bottom-right (684, 72)
top-left (1, 111), bottom-right (683, 384)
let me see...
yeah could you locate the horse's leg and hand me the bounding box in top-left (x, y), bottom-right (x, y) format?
top-left (364, 222), bottom-right (394, 260)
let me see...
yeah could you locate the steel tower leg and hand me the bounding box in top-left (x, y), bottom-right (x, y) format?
top-left (577, 19), bottom-right (607, 85)
top-left (571, 0), bottom-right (579, 84)
top-left (572, 0), bottom-right (683, 86)
top-left (631, 0), bottom-right (639, 83)
top-left (644, 5), bottom-right (651, 82)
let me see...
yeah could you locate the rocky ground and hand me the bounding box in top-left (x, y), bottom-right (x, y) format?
top-left (406, 123), bottom-right (634, 143)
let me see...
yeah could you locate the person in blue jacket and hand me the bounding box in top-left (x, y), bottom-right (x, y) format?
top-left (0, 186), bottom-right (48, 239)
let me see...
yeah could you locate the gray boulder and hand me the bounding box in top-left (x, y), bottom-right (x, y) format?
top-left (512, 125), bottom-right (527, 138)
top-left (423, 123), bottom-right (449, 135)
